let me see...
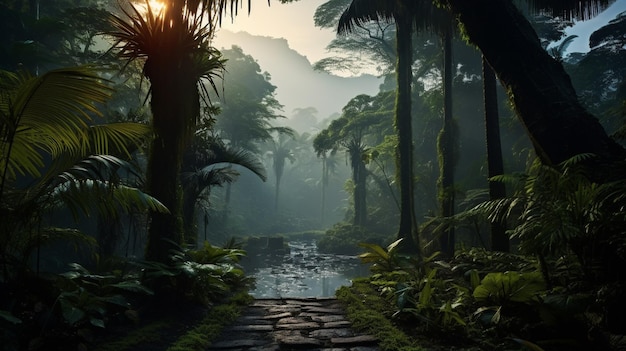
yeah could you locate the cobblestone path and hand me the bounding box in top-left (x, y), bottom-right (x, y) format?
top-left (207, 297), bottom-right (380, 351)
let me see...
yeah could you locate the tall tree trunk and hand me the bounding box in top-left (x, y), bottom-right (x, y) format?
top-left (482, 56), bottom-right (509, 252)
top-left (274, 173), bottom-right (281, 211)
top-left (351, 147), bottom-right (367, 227)
top-left (144, 54), bottom-right (198, 262)
top-left (394, 13), bottom-right (419, 255)
top-left (438, 29), bottom-right (456, 258)
top-left (320, 155), bottom-right (327, 226)
top-left (445, 0), bottom-right (626, 169)
top-left (182, 187), bottom-right (199, 246)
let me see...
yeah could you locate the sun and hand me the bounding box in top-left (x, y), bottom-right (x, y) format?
top-left (135, 0), bottom-right (167, 16)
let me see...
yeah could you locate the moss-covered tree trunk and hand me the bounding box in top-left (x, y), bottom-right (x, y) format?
top-left (482, 56), bottom-right (509, 252)
top-left (445, 0), bottom-right (626, 167)
top-left (351, 145), bottom-right (367, 227)
top-left (394, 13), bottom-right (419, 255)
top-left (438, 29), bottom-right (456, 258)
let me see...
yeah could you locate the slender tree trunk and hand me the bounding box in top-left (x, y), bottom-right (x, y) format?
top-left (394, 13), bottom-right (419, 255)
top-left (482, 56), bottom-right (509, 252)
top-left (438, 29), bottom-right (456, 258)
top-left (351, 147), bottom-right (367, 227)
top-left (445, 0), bottom-right (626, 169)
top-left (182, 187), bottom-right (199, 246)
top-left (320, 156), bottom-right (327, 226)
top-left (274, 173), bottom-right (281, 211)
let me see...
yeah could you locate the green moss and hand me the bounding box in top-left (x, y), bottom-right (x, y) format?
top-left (166, 292), bottom-right (252, 351)
top-left (336, 279), bottom-right (424, 351)
top-left (93, 321), bottom-right (170, 351)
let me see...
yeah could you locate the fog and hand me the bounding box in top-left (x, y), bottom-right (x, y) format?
top-left (214, 30), bottom-right (382, 122)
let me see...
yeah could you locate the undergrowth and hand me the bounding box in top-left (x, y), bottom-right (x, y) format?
top-left (336, 278), bottom-right (424, 351)
top-left (167, 292), bottom-right (253, 351)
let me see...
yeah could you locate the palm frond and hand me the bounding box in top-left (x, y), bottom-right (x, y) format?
top-left (49, 179), bottom-right (168, 221)
top-left (1, 67), bottom-right (113, 181)
top-left (20, 228), bottom-right (99, 262)
top-left (86, 122), bottom-right (151, 158)
top-left (337, 0), bottom-right (397, 34)
top-left (204, 142), bottom-right (267, 181)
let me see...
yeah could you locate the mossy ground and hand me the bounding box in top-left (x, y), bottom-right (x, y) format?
top-left (92, 292), bottom-right (253, 351)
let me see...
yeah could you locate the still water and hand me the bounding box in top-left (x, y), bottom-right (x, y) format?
top-left (242, 239), bottom-right (369, 298)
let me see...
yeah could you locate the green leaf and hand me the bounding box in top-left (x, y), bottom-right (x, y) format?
top-left (89, 317), bottom-right (105, 328)
top-left (0, 310), bottom-right (22, 324)
top-left (60, 299), bottom-right (86, 325)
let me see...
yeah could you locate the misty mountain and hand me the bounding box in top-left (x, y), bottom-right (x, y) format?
top-left (214, 29), bottom-right (382, 126)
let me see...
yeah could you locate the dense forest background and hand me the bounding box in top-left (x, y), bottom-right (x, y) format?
top-left (1, 0), bottom-right (626, 349)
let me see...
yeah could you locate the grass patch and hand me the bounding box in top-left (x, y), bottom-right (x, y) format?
top-left (93, 321), bottom-right (170, 351)
top-left (166, 292), bottom-right (254, 351)
top-left (336, 278), bottom-right (424, 351)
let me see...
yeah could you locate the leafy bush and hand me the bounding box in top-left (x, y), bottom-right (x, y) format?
top-left (473, 271), bottom-right (546, 306)
top-left (133, 241), bottom-right (254, 305)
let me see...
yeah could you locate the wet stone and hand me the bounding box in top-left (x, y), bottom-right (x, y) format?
top-left (263, 312), bottom-right (292, 320)
top-left (277, 317), bottom-right (309, 325)
top-left (209, 298), bottom-right (381, 350)
top-left (275, 322), bottom-right (320, 330)
top-left (285, 299), bottom-right (325, 306)
top-left (277, 335), bottom-right (324, 348)
top-left (309, 328), bottom-right (355, 339)
top-left (230, 324), bottom-right (275, 332)
top-left (237, 315), bottom-right (274, 324)
top-left (304, 307), bottom-right (345, 314)
top-left (267, 305), bottom-right (301, 314)
top-left (324, 320), bottom-right (352, 328)
top-left (311, 315), bottom-right (346, 323)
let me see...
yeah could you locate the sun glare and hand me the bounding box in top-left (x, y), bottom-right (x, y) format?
top-left (136, 0), bottom-right (167, 16)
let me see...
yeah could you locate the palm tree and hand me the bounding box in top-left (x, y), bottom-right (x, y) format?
top-left (109, 0), bottom-right (243, 263)
top-left (266, 132), bottom-right (296, 211)
top-left (313, 128), bottom-right (339, 227)
top-left (314, 94), bottom-right (385, 227)
top-left (338, 0), bottom-right (456, 255)
top-left (338, 0), bottom-right (421, 254)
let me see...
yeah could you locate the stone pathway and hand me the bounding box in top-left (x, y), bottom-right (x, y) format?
top-left (207, 297), bottom-right (380, 351)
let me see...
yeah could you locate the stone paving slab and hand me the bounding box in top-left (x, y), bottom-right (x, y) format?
top-left (206, 298), bottom-right (380, 350)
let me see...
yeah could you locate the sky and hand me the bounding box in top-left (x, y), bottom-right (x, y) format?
top-left (564, 0), bottom-right (626, 52)
top-left (214, 0), bottom-right (626, 62)
top-left (215, 0), bottom-right (334, 65)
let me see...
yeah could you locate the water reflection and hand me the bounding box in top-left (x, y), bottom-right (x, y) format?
top-left (242, 239), bottom-right (369, 298)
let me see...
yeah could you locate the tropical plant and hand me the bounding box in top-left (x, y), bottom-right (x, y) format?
top-left (470, 154), bottom-right (626, 285)
top-left (181, 136), bottom-right (266, 244)
top-left (314, 94), bottom-right (387, 227)
top-left (132, 240), bottom-right (252, 305)
top-left (52, 263), bottom-right (153, 329)
top-left (473, 271), bottom-right (546, 306)
top-left (265, 131), bottom-right (296, 211)
top-left (358, 239), bottom-right (407, 273)
top-left (109, 0), bottom-right (231, 263)
top-left (0, 67), bottom-right (162, 281)
top-left (337, 0), bottom-right (419, 254)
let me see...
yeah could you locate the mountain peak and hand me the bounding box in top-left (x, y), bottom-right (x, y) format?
top-left (213, 29), bottom-right (381, 121)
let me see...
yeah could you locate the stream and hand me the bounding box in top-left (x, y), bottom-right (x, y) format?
top-left (241, 239), bottom-right (369, 298)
